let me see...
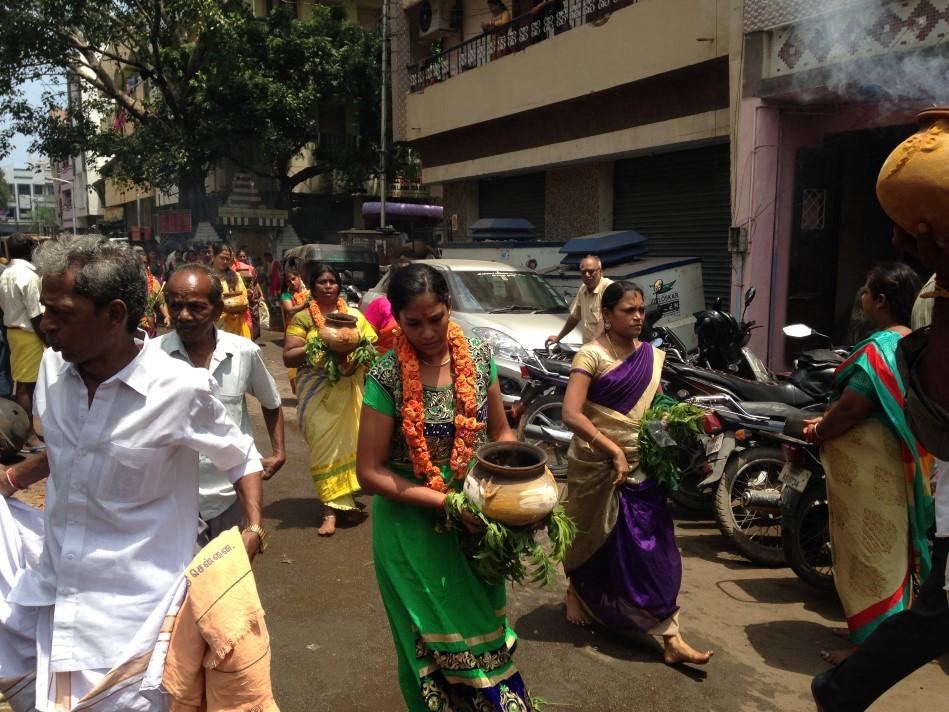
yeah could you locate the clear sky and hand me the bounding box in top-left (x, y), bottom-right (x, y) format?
top-left (2, 76), bottom-right (64, 168)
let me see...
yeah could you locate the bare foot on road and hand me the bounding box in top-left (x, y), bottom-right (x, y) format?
top-left (663, 634), bottom-right (713, 665)
top-left (820, 648), bottom-right (855, 666)
top-left (830, 627), bottom-right (851, 641)
top-left (318, 513), bottom-right (336, 537)
top-left (565, 586), bottom-right (592, 626)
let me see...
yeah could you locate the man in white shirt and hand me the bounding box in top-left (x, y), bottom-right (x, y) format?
top-left (157, 264), bottom-right (286, 542)
top-left (547, 255), bottom-right (613, 344)
top-left (0, 233), bottom-right (46, 446)
top-left (0, 236), bottom-right (266, 711)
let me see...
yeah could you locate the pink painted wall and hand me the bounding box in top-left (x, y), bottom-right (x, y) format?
top-left (736, 100), bottom-right (924, 368)
top-left (732, 98), bottom-right (780, 362)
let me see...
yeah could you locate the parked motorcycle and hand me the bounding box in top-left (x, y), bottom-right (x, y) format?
top-left (693, 288), bottom-right (771, 381)
top-left (778, 415), bottom-right (834, 590)
top-left (693, 395), bottom-right (816, 565)
top-left (660, 320), bottom-right (844, 515)
top-left (515, 342), bottom-right (577, 479)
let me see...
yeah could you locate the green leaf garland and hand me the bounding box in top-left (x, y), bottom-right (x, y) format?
top-left (637, 397), bottom-right (705, 492)
top-left (304, 335), bottom-right (377, 385)
top-left (442, 492), bottom-right (577, 587)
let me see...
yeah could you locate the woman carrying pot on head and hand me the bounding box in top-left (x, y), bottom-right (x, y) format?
top-left (210, 243), bottom-right (252, 339)
top-left (561, 280), bottom-right (713, 666)
top-left (805, 262), bottom-right (934, 668)
top-left (356, 263), bottom-right (534, 711)
top-left (280, 266), bottom-right (310, 393)
top-left (284, 262), bottom-right (376, 537)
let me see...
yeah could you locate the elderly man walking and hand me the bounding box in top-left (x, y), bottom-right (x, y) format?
top-left (547, 254), bottom-right (613, 345)
top-left (0, 237), bottom-right (265, 711)
top-left (157, 263), bottom-right (285, 543)
top-left (0, 233), bottom-right (46, 448)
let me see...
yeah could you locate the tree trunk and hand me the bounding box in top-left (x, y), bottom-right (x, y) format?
top-left (274, 157), bottom-right (292, 212)
top-left (177, 169), bottom-right (211, 229)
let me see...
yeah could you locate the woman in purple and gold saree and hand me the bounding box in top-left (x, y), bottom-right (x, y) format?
top-left (562, 281), bottom-right (713, 666)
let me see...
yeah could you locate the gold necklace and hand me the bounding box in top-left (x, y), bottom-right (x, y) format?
top-left (605, 332), bottom-right (637, 361)
top-left (420, 354), bottom-right (451, 367)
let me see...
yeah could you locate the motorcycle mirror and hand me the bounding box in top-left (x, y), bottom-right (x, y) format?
top-left (783, 324), bottom-right (813, 338)
top-left (744, 287), bottom-right (756, 307)
top-left (713, 297), bottom-right (723, 312)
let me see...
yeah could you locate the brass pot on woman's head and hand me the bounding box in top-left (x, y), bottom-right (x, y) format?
top-left (876, 108), bottom-right (949, 243)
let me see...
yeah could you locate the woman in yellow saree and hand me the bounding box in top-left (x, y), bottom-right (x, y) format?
top-left (804, 263), bottom-right (934, 667)
top-left (562, 281), bottom-right (712, 666)
top-left (211, 243), bottom-right (251, 339)
top-left (283, 262), bottom-right (376, 536)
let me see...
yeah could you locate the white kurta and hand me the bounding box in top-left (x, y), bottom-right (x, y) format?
top-left (8, 337), bottom-right (262, 677)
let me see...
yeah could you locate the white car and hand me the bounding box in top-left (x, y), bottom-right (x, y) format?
top-left (361, 259), bottom-right (582, 402)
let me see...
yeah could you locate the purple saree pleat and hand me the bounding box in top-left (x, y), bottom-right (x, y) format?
top-left (585, 344), bottom-right (654, 414)
top-left (570, 479), bottom-right (682, 633)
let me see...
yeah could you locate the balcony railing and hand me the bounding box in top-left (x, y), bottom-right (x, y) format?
top-left (407, 0), bottom-right (641, 93)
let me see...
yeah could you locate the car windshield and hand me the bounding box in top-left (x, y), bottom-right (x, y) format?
top-left (446, 271), bottom-right (568, 314)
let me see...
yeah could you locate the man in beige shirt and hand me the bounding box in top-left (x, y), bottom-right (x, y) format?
top-left (548, 255), bottom-right (613, 344)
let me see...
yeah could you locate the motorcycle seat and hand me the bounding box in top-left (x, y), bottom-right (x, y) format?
top-left (741, 402), bottom-right (820, 420)
top-left (539, 358), bottom-right (572, 376)
top-left (685, 367), bottom-right (815, 408)
top-left (799, 349), bottom-right (844, 368)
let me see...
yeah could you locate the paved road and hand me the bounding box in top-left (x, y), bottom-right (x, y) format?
top-left (249, 334), bottom-right (949, 712)
top-left (10, 332), bottom-right (945, 712)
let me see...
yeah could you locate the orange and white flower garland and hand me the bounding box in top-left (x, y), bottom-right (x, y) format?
top-left (309, 298), bottom-right (347, 329)
top-left (396, 322), bottom-right (484, 492)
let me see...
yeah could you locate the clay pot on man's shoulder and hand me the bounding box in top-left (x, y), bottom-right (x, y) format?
top-left (318, 312), bottom-right (360, 354)
top-left (877, 108), bottom-right (949, 241)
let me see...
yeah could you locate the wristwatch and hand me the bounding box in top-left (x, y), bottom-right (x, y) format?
top-left (243, 523), bottom-right (269, 553)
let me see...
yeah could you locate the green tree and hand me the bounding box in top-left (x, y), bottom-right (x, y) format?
top-left (0, 168), bottom-right (10, 210)
top-left (0, 2), bottom-right (384, 224)
top-left (29, 205), bottom-right (59, 235)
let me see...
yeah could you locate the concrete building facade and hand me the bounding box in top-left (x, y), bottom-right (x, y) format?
top-left (1, 163), bottom-right (57, 236)
top-left (395, 0), bottom-right (743, 306)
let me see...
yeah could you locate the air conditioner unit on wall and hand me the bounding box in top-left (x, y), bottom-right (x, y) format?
top-left (417, 0), bottom-right (455, 40)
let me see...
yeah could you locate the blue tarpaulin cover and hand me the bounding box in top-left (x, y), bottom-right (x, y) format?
top-left (468, 218), bottom-right (537, 241)
top-left (558, 230), bottom-right (649, 267)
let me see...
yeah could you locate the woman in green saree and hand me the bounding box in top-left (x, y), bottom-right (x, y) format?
top-left (356, 264), bottom-right (533, 711)
top-left (804, 262), bottom-right (934, 666)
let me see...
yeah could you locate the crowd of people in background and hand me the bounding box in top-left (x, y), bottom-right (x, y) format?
top-left (0, 220), bottom-right (948, 712)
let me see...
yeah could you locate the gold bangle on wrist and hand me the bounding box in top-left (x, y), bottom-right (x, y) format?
top-left (590, 431), bottom-right (603, 447)
top-left (5, 467), bottom-right (23, 492)
top-left (243, 524), bottom-right (269, 553)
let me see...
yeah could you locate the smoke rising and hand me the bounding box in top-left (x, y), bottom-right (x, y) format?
top-left (784, 0), bottom-right (949, 105)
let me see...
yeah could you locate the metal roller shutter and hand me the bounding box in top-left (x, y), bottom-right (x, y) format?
top-left (478, 172), bottom-right (546, 239)
top-left (613, 143), bottom-right (731, 308)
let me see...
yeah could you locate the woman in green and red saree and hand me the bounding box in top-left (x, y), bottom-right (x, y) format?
top-left (804, 262), bottom-right (934, 666)
top-left (356, 264), bottom-right (533, 711)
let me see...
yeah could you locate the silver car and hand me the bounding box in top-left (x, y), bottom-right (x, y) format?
top-left (361, 259), bottom-right (582, 402)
